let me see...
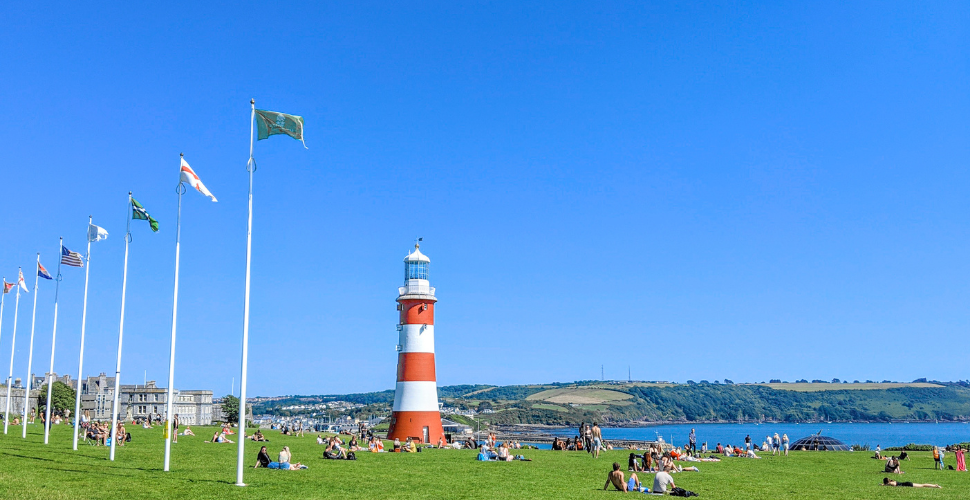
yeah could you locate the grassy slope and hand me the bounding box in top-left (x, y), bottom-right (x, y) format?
top-left (526, 388), bottom-right (633, 404)
top-left (0, 424), bottom-right (963, 499)
top-left (759, 383), bottom-right (945, 392)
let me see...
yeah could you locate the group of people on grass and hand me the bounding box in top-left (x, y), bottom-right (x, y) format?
top-left (254, 445), bottom-right (308, 470)
top-left (550, 422), bottom-right (607, 457)
top-left (876, 443), bottom-right (967, 475)
top-left (605, 462), bottom-right (679, 494)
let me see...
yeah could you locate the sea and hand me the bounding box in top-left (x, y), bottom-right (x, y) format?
top-left (538, 422), bottom-right (970, 449)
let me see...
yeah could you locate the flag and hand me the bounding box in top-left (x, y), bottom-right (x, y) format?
top-left (88, 223), bottom-right (109, 242)
top-left (17, 270), bottom-right (28, 293)
top-left (131, 198), bottom-right (159, 232)
top-left (255, 109), bottom-right (307, 148)
top-left (2, 281), bottom-right (12, 294)
top-left (180, 157), bottom-right (217, 202)
top-left (61, 245), bottom-right (83, 267)
top-left (38, 262), bottom-right (53, 280)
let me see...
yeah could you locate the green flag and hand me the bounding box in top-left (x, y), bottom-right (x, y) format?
top-left (131, 198), bottom-right (159, 232)
top-left (255, 109), bottom-right (307, 148)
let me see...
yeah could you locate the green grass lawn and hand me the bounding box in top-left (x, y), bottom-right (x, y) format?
top-left (0, 423), bottom-right (964, 499)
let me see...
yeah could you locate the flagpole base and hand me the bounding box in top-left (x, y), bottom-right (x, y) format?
top-left (235, 483), bottom-right (247, 487)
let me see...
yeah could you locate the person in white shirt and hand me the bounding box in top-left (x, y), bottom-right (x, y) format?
top-left (653, 471), bottom-right (676, 494)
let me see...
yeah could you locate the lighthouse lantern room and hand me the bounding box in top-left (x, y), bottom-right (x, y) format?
top-left (387, 243), bottom-right (445, 444)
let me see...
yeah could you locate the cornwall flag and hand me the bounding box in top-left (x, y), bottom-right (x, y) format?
top-left (61, 245), bottom-right (83, 267)
top-left (38, 262), bottom-right (53, 280)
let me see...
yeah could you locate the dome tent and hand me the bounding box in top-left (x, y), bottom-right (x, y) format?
top-left (789, 434), bottom-right (850, 451)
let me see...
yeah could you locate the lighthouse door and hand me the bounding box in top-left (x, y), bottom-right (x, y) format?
top-left (423, 426), bottom-right (430, 443)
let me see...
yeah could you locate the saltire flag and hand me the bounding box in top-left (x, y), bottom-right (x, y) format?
top-left (17, 270), bottom-right (28, 293)
top-left (180, 157), bottom-right (217, 202)
top-left (2, 281), bottom-right (12, 294)
top-left (255, 109), bottom-right (307, 148)
top-left (61, 245), bottom-right (83, 267)
top-left (38, 262), bottom-right (53, 280)
top-left (88, 223), bottom-right (109, 242)
top-left (131, 198), bottom-right (159, 232)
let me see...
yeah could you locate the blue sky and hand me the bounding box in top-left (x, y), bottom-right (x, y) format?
top-left (1, 2), bottom-right (968, 396)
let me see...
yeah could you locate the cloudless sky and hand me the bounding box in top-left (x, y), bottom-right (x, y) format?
top-left (1, 2), bottom-right (968, 397)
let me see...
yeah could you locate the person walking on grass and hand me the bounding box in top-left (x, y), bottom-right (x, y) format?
top-left (782, 434), bottom-right (789, 456)
top-left (688, 428), bottom-right (696, 457)
top-left (592, 422), bottom-right (603, 459)
top-left (773, 433), bottom-right (781, 456)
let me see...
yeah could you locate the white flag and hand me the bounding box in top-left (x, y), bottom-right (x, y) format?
top-left (180, 157), bottom-right (217, 202)
top-left (88, 224), bottom-right (109, 242)
top-left (17, 269), bottom-right (28, 293)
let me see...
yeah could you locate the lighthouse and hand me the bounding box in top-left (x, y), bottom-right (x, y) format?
top-left (387, 243), bottom-right (445, 444)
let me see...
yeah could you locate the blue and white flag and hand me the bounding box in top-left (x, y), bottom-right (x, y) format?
top-left (38, 262), bottom-right (53, 280)
top-left (61, 245), bottom-right (83, 267)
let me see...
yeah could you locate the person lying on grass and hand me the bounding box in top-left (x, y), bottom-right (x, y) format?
top-left (883, 478), bottom-right (940, 488)
top-left (604, 462), bottom-right (639, 492)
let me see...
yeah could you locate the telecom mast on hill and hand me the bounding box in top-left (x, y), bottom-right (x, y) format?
top-left (387, 242), bottom-right (445, 444)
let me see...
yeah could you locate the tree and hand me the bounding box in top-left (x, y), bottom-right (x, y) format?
top-left (221, 395), bottom-right (240, 423)
top-left (36, 381), bottom-right (76, 417)
top-left (477, 401), bottom-right (493, 412)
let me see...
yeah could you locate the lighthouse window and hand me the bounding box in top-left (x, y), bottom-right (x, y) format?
top-left (406, 262), bottom-right (429, 280)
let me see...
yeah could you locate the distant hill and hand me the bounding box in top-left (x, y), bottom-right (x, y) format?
top-left (253, 380), bottom-right (970, 425)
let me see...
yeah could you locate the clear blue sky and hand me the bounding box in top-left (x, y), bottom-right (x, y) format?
top-left (1, 2), bottom-right (968, 397)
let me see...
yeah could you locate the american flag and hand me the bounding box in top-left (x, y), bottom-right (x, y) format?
top-left (61, 245), bottom-right (83, 267)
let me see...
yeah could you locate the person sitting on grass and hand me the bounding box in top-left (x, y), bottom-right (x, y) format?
top-left (604, 462), bottom-right (639, 492)
top-left (393, 438), bottom-right (402, 452)
top-left (279, 446), bottom-right (291, 469)
top-left (349, 435), bottom-right (360, 452)
top-left (883, 478), bottom-right (941, 488)
top-left (317, 434), bottom-right (326, 445)
top-left (437, 436), bottom-right (445, 449)
top-left (497, 442), bottom-right (513, 462)
top-left (745, 448), bottom-right (761, 459)
top-left (254, 446), bottom-right (272, 468)
top-left (327, 437), bottom-right (348, 459)
top-left (653, 470), bottom-right (676, 494)
top-left (404, 437), bottom-right (417, 453)
top-left (181, 426), bottom-right (195, 436)
top-left (629, 452), bottom-right (643, 472)
top-left (884, 456), bottom-right (902, 474)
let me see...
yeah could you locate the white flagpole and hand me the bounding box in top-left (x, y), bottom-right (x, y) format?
top-left (0, 279), bottom-right (5, 429)
top-left (236, 99), bottom-right (256, 487)
top-left (109, 193), bottom-right (133, 461)
top-left (43, 239), bottom-right (64, 444)
top-left (73, 217), bottom-right (94, 450)
top-left (4, 268), bottom-right (23, 435)
top-left (164, 155), bottom-right (185, 472)
top-left (23, 253), bottom-right (42, 439)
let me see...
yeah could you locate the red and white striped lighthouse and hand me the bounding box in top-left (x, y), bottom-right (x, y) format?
top-left (387, 243), bottom-right (445, 444)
